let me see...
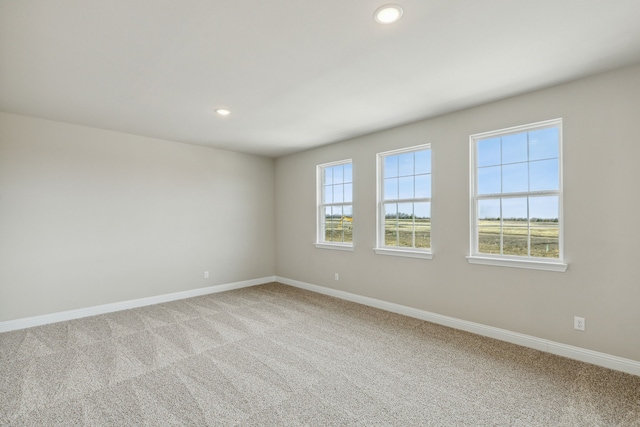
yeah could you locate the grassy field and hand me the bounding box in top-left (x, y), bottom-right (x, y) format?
top-left (325, 218), bottom-right (557, 258)
top-left (384, 218), bottom-right (430, 248)
top-left (324, 217), bottom-right (432, 247)
top-left (324, 218), bottom-right (353, 243)
top-left (478, 220), bottom-right (559, 258)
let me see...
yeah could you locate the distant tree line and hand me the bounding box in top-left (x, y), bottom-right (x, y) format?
top-left (385, 213), bottom-right (430, 220)
top-left (480, 217), bottom-right (559, 222)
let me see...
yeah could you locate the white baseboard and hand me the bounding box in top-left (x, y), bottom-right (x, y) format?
top-left (4, 274), bottom-right (638, 377)
top-left (0, 276), bottom-right (276, 333)
top-left (276, 276), bottom-right (640, 377)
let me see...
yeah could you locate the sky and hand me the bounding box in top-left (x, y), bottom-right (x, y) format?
top-left (476, 127), bottom-right (560, 220)
top-left (324, 151), bottom-right (433, 219)
top-left (323, 163), bottom-right (353, 205)
top-left (383, 150), bottom-right (431, 219)
top-left (322, 130), bottom-right (559, 222)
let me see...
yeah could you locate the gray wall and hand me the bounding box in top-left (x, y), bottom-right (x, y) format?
top-left (275, 64), bottom-right (640, 362)
top-left (0, 113), bottom-right (275, 321)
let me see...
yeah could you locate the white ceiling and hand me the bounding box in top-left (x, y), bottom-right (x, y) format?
top-left (2, 1), bottom-right (640, 157)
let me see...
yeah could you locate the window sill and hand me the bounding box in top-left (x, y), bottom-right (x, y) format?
top-left (314, 243), bottom-right (354, 252)
top-left (466, 255), bottom-right (567, 272)
top-left (373, 247), bottom-right (433, 259)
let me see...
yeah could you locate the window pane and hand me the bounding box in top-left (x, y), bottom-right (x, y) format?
top-left (529, 196), bottom-right (559, 258)
top-left (342, 205), bottom-right (353, 244)
top-left (343, 205), bottom-right (353, 218)
top-left (502, 133), bottom-right (528, 164)
top-left (502, 163), bottom-right (528, 193)
top-left (415, 174), bottom-right (431, 198)
top-left (323, 185), bottom-right (333, 204)
top-left (478, 223), bottom-right (501, 254)
top-left (414, 202), bottom-right (430, 219)
top-left (384, 177), bottom-right (398, 200)
top-left (415, 202), bottom-right (431, 249)
top-left (333, 165), bottom-right (344, 184)
top-left (477, 137), bottom-right (501, 167)
top-left (530, 159), bottom-right (559, 192)
top-left (398, 203), bottom-right (414, 248)
top-left (384, 203), bottom-right (398, 246)
top-left (478, 198), bottom-right (500, 220)
top-left (529, 195), bottom-right (558, 221)
top-left (343, 163), bottom-right (353, 183)
top-left (398, 153), bottom-right (414, 176)
top-left (415, 150), bottom-right (431, 174)
top-left (335, 205), bottom-right (343, 221)
top-left (478, 199), bottom-right (500, 254)
top-left (344, 183), bottom-right (353, 203)
top-left (529, 128), bottom-right (559, 161)
top-left (398, 176), bottom-right (414, 199)
top-left (331, 206), bottom-right (343, 242)
top-left (324, 206), bottom-right (333, 242)
top-left (502, 198), bottom-right (528, 256)
top-left (333, 184), bottom-right (344, 203)
top-left (502, 197), bottom-right (527, 221)
top-left (478, 166), bottom-right (501, 195)
top-left (384, 155), bottom-right (399, 178)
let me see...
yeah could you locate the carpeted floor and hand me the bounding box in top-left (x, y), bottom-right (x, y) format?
top-left (1, 282), bottom-right (639, 426)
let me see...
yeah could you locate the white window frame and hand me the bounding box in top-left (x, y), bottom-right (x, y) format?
top-left (374, 144), bottom-right (433, 259)
top-left (315, 159), bottom-right (354, 251)
top-left (467, 118), bottom-right (567, 272)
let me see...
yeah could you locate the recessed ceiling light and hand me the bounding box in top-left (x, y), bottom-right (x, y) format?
top-left (215, 109), bottom-right (231, 116)
top-left (374, 5), bottom-right (403, 24)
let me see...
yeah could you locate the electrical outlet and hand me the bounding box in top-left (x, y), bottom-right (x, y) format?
top-left (204, 271), bottom-right (209, 279)
top-left (334, 273), bottom-right (339, 281)
top-left (574, 316), bottom-right (585, 331)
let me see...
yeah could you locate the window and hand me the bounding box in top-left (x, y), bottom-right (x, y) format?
top-left (468, 119), bottom-right (567, 272)
top-left (375, 145), bottom-right (432, 259)
top-left (315, 160), bottom-right (353, 251)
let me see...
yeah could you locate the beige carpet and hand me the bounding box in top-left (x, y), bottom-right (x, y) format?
top-left (1, 282), bottom-right (639, 426)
